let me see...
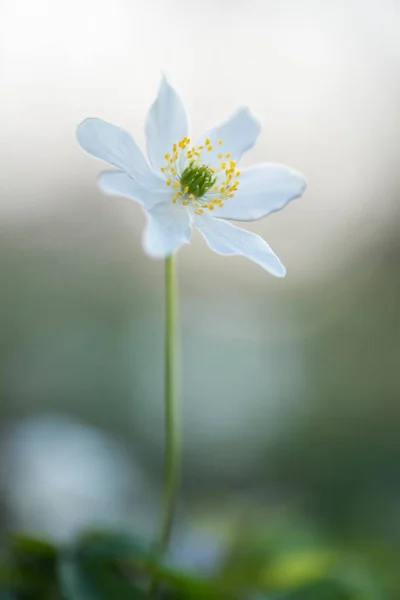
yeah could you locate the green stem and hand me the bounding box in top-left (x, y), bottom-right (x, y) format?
top-left (160, 254), bottom-right (181, 551)
top-left (150, 256), bottom-right (180, 598)
top-left (150, 255), bottom-right (181, 598)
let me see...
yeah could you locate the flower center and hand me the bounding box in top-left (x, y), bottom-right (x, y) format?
top-left (160, 136), bottom-right (241, 214)
top-left (180, 162), bottom-right (216, 198)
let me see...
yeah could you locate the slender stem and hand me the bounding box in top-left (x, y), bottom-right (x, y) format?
top-left (160, 254), bottom-right (181, 551)
top-left (149, 256), bottom-right (180, 597)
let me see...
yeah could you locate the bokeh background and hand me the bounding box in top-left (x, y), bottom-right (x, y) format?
top-left (1, 0), bottom-right (400, 596)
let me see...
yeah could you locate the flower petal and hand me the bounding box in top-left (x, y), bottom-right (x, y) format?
top-left (98, 170), bottom-right (170, 210)
top-left (143, 201), bottom-right (193, 258)
top-left (195, 107), bottom-right (261, 168)
top-left (195, 214), bottom-right (286, 277)
top-left (77, 118), bottom-right (163, 190)
top-left (145, 76), bottom-right (189, 171)
top-left (214, 163), bottom-right (307, 221)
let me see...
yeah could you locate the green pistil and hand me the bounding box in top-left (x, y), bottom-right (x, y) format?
top-left (180, 162), bottom-right (216, 198)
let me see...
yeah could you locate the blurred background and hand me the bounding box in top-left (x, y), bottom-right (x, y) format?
top-left (1, 0), bottom-right (400, 596)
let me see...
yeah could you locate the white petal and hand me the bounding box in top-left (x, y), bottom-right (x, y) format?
top-left (214, 163), bottom-right (307, 221)
top-left (195, 214), bottom-right (286, 277)
top-left (146, 76), bottom-right (189, 171)
top-left (195, 107), bottom-right (261, 168)
top-left (98, 170), bottom-right (170, 210)
top-left (77, 118), bottom-right (163, 190)
top-left (143, 201), bottom-right (193, 259)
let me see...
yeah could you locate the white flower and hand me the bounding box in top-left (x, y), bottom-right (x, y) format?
top-left (77, 77), bottom-right (306, 276)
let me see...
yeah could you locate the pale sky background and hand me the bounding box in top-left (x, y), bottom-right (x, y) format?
top-left (0, 0), bottom-right (399, 283)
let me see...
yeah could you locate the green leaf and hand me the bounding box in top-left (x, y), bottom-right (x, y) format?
top-left (130, 556), bottom-right (235, 600)
top-left (266, 549), bottom-right (339, 590)
top-left (5, 535), bottom-right (60, 599)
top-left (276, 579), bottom-right (353, 600)
top-left (58, 531), bottom-right (146, 600)
top-left (58, 529), bottom-right (235, 600)
top-left (59, 555), bottom-right (145, 600)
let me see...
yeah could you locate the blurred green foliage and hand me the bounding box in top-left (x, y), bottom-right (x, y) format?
top-left (0, 523), bottom-right (396, 599)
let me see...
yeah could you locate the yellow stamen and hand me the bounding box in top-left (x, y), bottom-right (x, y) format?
top-left (162, 136), bottom-right (237, 210)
